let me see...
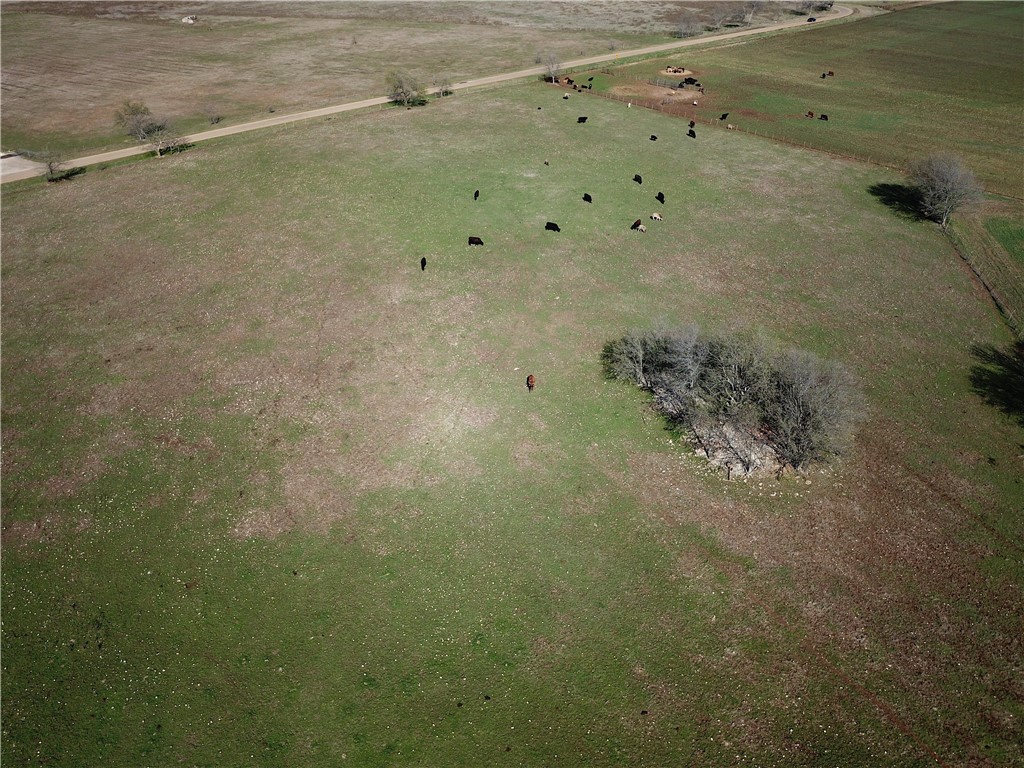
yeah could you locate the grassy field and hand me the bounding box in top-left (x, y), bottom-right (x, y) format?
top-left (0, 0), bottom-right (803, 157)
top-left (596, 1), bottom-right (1024, 199)
top-left (3, 73), bottom-right (1022, 768)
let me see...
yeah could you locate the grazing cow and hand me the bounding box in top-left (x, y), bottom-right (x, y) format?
top-left (182, 15), bottom-right (197, 23)
top-left (720, 113), bottom-right (729, 120)
top-left (819, 114), bottom-right (829, 121)
top-left (544, 159), bottom-right (550, 166)
top-left (656, 191), bottom-right (665, 204)
top-left (699, 87), bottom-right (705, 94)
top-left (633, 174), bottom-right (643, 184)
top-left (727, 124), bottom-right (736, 130)
top-left (650, 213), bottom-right (663, 221)
top-left (578, 116), bottom-right (588, 123)
top-left (650, 135), bottom-right (658, 141)
top-left (678, 81), bottom-right (688, 89)
top-left (828, 70), bottom-right (835, 77)
top-left (631, 218), bottom-right (643, 230)
top-left (563, 94), bottom-right (570, 100)
top-left (807, 17), bottom-right (816, 22)
top-left (545, 222), bottom-right (561, 232)
top-left (821, 73), bottom-right (827, 79)
top-left (468, 236), bottom-right (484, 246)
top-left (566, 78), bottom-right (575, 86)
top-left (636, 224), bottom-right (647, 233)
top-left (474, 189), bottom-right (480, 201)
top-left (420, 257), bottom-right (427, 271)
top-left (537, 107), bottom-right (542, 110)
top-left (687, 128), bottom-right (696, 138)
top-left (689, 120), bottom-right (696, 128)
top-left (684, 77), bottom-right (698, 85)
top-left (583, 193), bottom-right (593, 203)
top-left (587, 76), bottom-right (594, 82)
top-left (526, 374), bottom-right (536, 392)
top-left (806, 110), bottom-right (814, 118)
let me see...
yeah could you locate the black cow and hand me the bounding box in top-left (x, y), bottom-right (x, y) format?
top-left (684, 77), bottom-right (697, 85)
top-left (583, 193), bottom-right (593, 203)
top-left (587, 84), bottom-right (593, 90)
top-left (821, 73), bottom-right (827, 79)
top-left (819, 114), bottom-right (829, 121)
top-left (689, 120), bottom-right (696, 128)
top-left (650, 134), bottom-right (658, 141)
top-left (545, 222), bottom-right (561, 232)
top-left (720, 113), bottom-right (729, 120)
top-left (468, 236), bottom-right (484, 246)
top-left (420, 257), bottom-right (427, 271)
top-left (474, 189), bottom-right (480, 201)
top-left (587, 76), bottom-right (594, 82)
top-left (578, 116), bottom-right (588, 123)
top-left (563, 94), bottom-right (569, 100)
top-left (566, 78), bottom-right (575, 85)
top-left (633, 174), bottom-right (643, 184)
top-left (678, 81), bottom-right (687, 89)
top-left (631, 218), bottom-right (643, 230)
top-left (656, 191), bottom-right (665, 204)
top-left (687, 129), bottom-right (696, 138)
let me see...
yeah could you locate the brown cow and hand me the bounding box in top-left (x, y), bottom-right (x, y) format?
top-left (631, 218), bottom-right (643, 230)
top-left (526, 374), bottom-right (536, 392)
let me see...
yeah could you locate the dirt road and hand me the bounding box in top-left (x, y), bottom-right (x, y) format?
top-left (1, 5), bottom-right (854, 184)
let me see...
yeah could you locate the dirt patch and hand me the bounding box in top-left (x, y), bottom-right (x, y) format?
top-left (1, 513), bottom-right (91, 549)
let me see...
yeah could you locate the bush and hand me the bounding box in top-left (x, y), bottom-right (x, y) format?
top-left (603, 325), bottom-right (861, 474)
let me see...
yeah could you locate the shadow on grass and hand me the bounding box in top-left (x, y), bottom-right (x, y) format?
top-left (45, 167), bottom-right (85, 183)
top-left (969, 341), bottom-right (1024, 427)
top-left (868, 183), bottom-right (926, 221)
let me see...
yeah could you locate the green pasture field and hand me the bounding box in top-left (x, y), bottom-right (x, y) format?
top-left (598, 1), bottom-right (1024, 199)
top-left (985, 216), bottom-right (1024, 268)
top-left (2, 80), bottom-right (1022, 767)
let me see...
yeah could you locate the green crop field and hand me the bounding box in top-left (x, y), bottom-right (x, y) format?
top-left (598, 1), bottom-right (1024, 199)
top-left (3, 74), bottom-right (1022, 767)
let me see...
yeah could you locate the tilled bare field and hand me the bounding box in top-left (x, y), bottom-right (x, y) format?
top-left (0, 1), bottom-right (792, 153)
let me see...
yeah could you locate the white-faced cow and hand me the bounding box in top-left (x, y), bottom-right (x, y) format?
top-left (650, 213), bottom-right (663, 221)
top-left (631, 218), bottom-right (643, 230)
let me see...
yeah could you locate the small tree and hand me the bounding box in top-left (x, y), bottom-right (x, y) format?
top-left (386, 71), bottom-right (426, 107)
top-left (542, 52), bottom-right (562, 82)
top-left (147, 123), bottom-right (184, 157)
top-left (907, 153), bottom-right (983, 230)
top-left (433, 74), bottom-right (454, 97)
top-left (115, 100), bottom-right (158, 141)
top-left (22, 149), bottom-right (71, 182)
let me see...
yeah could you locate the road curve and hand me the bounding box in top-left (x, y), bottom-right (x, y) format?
top-left (1, 5), bottom-right (854, 184)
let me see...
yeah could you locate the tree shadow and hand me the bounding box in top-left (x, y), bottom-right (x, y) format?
top-left (45, 167), bottom-right (85, 182)
top-left (969, 341), bottom-right (1024, 427)
top-left (867, 183), bottom-right (926, 221)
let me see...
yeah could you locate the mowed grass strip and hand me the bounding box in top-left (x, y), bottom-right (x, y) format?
top-left (602, 1), bottom-right (1024, 198)
top-left (2, 81), bottom-right (1021, 767)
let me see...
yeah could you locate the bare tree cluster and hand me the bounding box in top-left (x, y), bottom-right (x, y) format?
top-left (114, 100), bottom-right (183, 156)
top-left (603, 325), bottom-right (861, 474)
top-left (907, 153), bottom-right (983, 230)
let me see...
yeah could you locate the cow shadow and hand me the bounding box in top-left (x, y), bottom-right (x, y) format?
top-left (969, 341), bottom-right (1024, 427)
top-left (867, 183), bottom-right (925, 221)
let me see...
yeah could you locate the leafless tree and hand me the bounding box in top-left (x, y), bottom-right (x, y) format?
top-left (743, 1), bottom-right (766, 25)
top-left (907, 153), bottom-right (983, 230)
top-left (386, 71), bottom-right (426, 107)
top-left (542, 52), bottom-right (562, 82)
top-left (433, 74), bottom-right (454, 97)
top-left (147, 124), bottom-right (184, 157)
top-left (707, 6), bottom-right (737, 30)
top-left (114, 100), bottom-right (158, 141)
